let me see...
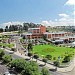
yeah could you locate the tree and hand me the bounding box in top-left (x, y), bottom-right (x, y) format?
top-left (0, 28), bottom-right (3, 33)
top-left (21, 61), bottom-right (40, 75)
top-left (10, 58), bottom-right (27, 72)
top-left (10, 58), bottom-right (41, 75)
top-left (43, 35), bottom-right (47, 40)
top-left (23, 36), bottom-right (25, 39)
top-left (5, 26), bottom-right (8, 32)
top-left (46, 55), bottom-right (52, 60)
top-left (27, 43), bottom-right (33, 51)
top-left (63, 55), bottom-right (70, 63)
top-left (42, 58), bottom-right (47, 65)
top-left (0, 49), bottom-right (5, 59)
top-left (33, 54), bottom-right (39, 62)
top-left (41, 67), bottom-right (49, 75)
top-left (53, 61), bottom-right (60, 67)
top-left (2, 55), bottom-right (12, 63)
top-left (28, 52), bottom-right (33, 59)
top-left (11, 48), bottom-right (16, 52)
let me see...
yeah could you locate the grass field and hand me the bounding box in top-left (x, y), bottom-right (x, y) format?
top-left (32, 44), bottom-right (75, 62)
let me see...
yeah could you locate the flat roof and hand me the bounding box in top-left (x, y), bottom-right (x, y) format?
top-left (22, 33), bottom-right (32, 35)
top-left (44, 32), bottom-right (67, 34)
top-left (60, 36), bottom-right (75, 39)
top-left (28, 28), bottom-right (40, 30)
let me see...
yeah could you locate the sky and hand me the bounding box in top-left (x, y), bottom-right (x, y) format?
top-left (0, 0), bottom-right (75, 28)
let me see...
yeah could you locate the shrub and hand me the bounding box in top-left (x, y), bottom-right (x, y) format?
top-left (62, 55), bottom-right (70, 63)
top-left (11, 48), bottom-right (16, 52)
top-left (53, 61), bottom-right (60, 67)
top-left (2, 55), bottom-right (12, 63)
top-left (46, 55), bottom-right (52, 60)
top-left (0, 49), bottom-right (5, 59)
top-left (28, 52), bottom-right (33, 59)
top-left (33, 54), bottom-right (39, 62)
top-left (42, 58), bottom-right (47, 65)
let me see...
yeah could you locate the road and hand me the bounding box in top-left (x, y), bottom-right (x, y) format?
top-left (0, 64), bottom-right (8, 75)
top-left (60, 67), bottom-right (75, 75)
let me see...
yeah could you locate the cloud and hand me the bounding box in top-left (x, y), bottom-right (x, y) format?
top-left (41, 13), bottom-right (74, 27)
top-left (41, 21), bottom-right (50, 26)
top-left (59, 14), bottom-right (69, 18)
top-left (58, 13), bottom-right (70, 21)
top-left (41, 20), bottom-right (74, 27)
top-left (0, 21), bottom-right (23, 28)
top-left (65, 0), bottom-right (75, 5)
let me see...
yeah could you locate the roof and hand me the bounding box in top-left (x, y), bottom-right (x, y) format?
top-left (60, 36), bottom-right (75, 39)
top-left (28, 28), bottom-right (40, 30)
top-left (72, 42), bottom-right (75, 44)
top-left (52, 40), bottom-right (64, 42)
top-left (22, 33), bottom-right (32, 35)
top-left (44, 32), bottom-right (66, 34)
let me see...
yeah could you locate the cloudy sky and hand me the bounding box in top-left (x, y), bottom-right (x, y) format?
top-left (0, 0), bottom-right (75, 28)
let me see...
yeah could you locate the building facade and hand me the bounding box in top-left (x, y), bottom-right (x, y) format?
top-left (22, 25), bottom-right (75, 41)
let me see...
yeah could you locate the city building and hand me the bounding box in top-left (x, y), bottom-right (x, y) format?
top-left (22, 25), bottom-right (75, 41)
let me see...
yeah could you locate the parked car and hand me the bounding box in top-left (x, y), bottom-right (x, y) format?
top-left (4, 71), bottom-right (11, 75)
top-left (9, 51), bottom-right (14, 54)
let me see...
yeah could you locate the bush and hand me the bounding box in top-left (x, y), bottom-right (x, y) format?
top-left (41, 67), bottom-right (49, 75)
top-left (53, 57), bottom-right (56, 60)
top-left (53, 61), bottom-right (60, 67)
top-left (42, 58), bottom-right (47, 65)
top-left (2, 55), bottom-right (12, 63)
top-left (11, 48), bottom-right (16, 52)
top-left (3, 46), bottom-right (5, 48)
top-left (46, 55), bottom-right (52, 60)
top-left (62, 55), bottom-right (70, 63)
top-left (28, 52), bottom-right (33, 59)
top-left (0, 49), bottom-right (5, 59)
top-left (33, 54), bottom-right (39, 62)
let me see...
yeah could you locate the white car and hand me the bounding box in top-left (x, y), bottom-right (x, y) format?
top-left (9, 51), bottom-right (14, 54)
top-left (4, 71), bottom-right (11, 75)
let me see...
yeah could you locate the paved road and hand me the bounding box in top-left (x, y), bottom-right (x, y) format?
top-left (61, 67), bottom-right (75, 75)
top-left (0, 63), bottom-right (8, 75)
top-left (14, 36), bottom-right (27, 55)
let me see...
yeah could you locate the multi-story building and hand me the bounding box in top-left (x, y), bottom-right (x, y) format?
top-left (23, 25), bottom-right (46, 39)
top-left (22, 25), bottom-right (75, 41)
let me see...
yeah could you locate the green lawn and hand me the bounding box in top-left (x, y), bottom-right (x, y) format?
top-left (32, 44), bottom-right (75, 62)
